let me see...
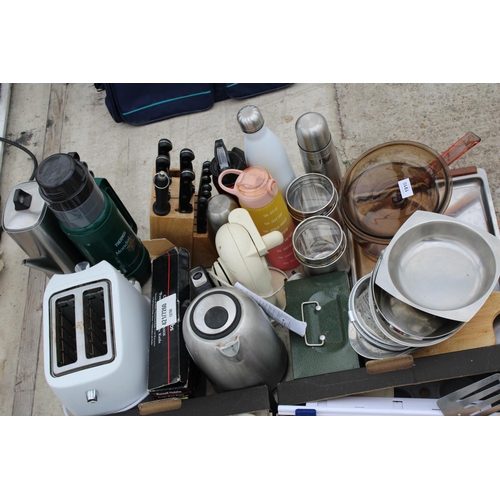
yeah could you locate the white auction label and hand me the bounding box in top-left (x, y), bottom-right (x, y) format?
top-left (156, 294), bottom-right (177, 330)
top-left (234, 282), bottom-right (307, 337)
top-left (398, 178), bottom-right (414, 198)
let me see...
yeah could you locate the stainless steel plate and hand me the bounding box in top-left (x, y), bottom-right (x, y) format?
top-left (371, 257), bottom-right (465, 341)
top-left (373, 282), bottom-right (465, 340)
top-left (375, 211), bottom-right (500, 322)
top-left (348, 323), bottom-right (418, 359)
top-left (348, 273), bottom-right (408, 351)
top-left (368, 286), bottom-right (457, 348)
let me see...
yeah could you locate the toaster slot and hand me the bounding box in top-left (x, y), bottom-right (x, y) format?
top-left (54, 295), bottom-right (78, 368)
top-left (49, 280), bottom-right (115, 376)
top-left (83, 288), bottom-right (108, 358)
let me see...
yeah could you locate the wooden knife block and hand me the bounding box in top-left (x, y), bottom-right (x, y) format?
top-left (149, 169), bottom-right (218, 268)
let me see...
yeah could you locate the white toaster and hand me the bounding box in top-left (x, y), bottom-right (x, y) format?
top-left (43, 261), bottom-right (151, 415)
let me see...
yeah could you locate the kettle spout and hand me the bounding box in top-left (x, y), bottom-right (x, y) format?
top-left (216, 337), bottom-right (241, 359)
top-left (22, 256), bottom-right (62, 276)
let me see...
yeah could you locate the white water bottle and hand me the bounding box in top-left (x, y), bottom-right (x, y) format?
top-left (237, 105), bottom-right (296, 198)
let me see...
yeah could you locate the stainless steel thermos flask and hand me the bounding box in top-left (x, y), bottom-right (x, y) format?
top-left (295, 112), bottom-right (343, 190)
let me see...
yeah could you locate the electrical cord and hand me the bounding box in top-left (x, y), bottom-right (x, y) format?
top-left (0, 136), bottom-right (39, 181)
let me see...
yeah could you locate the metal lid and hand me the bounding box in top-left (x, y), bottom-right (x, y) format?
top-left (295, 112), bottom-right (331, 151)
top-left (285, 173), bottom-right (337, 221)
top-left (2, 181), bottom-right (47, 231)
top-left (207, 194), bottom-right (238, 234)
top-left (189, 289), bottom-right (242, 340)
top-left (36, 153), bottom-right (89, 202)
top-left (292, 215), bottom-right (346, 265)
top-left (237, 105), bottom-right (265, 134)
top-left (36, 152), bottom-right (105, 227)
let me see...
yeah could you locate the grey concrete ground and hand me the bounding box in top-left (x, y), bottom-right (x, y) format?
top-left (0, 83), bottom-right (499, 415)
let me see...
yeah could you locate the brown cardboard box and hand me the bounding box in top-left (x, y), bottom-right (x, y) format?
top-left (147, 246), bottom-right (194, 397)
top-left (133, 239), bottom-right (274, 415)
top-left (277, 345), bottom-right (500, 406)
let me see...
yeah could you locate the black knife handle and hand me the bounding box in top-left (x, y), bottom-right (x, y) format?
top-left (196, 160), bottom-right (213, 233)
top-left (196, 197), bottom-right (209, 233)
top-left (180, 148), bottom-right (195, 167)
top-left (156, 138), bottom-right (172, 173)
top-left (199, 161), bottom-right (212, 193)
top-left (153, 170), bottom-right (171, 216)
top-left (179, 149), bottom-right (196, 213)
top-left (158, 138), bottom-right (172, 157)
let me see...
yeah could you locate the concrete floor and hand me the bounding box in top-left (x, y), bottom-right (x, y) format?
top-left (1, 83), bottom-right (499, 416)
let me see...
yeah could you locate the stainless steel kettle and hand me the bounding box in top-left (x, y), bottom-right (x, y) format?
top-left (182, 286), bottom-right (288, 392)
top-left (2, 181), bottom-right (85, 275)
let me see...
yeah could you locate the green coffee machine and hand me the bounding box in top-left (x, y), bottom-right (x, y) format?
top-left (35, 152), bottom-right (151, 286)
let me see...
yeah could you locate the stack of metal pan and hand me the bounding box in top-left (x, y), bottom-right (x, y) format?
top-left (348, 210), bottom-right (500, 359)
top-left (348, 264), bottom-right (465, 359)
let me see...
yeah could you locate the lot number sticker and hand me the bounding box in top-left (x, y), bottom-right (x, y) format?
top-left (156, 294), bottom-right (177, 330)
top-left (398, 178), bottom-right (414, 199)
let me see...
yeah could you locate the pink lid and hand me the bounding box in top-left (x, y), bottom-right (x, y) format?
top-left (218, 166), bottom-right (278, 209)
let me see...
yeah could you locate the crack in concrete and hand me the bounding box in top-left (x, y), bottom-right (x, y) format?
top-left (333, 84), bottom-right (352, 167)
top-left (333, 83), bottom-right (345, 140)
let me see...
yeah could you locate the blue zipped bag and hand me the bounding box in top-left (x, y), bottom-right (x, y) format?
top-left (95, 83), bottom-right (292, 126)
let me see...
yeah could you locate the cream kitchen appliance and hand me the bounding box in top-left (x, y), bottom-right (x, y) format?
top-left (210, 208), bottom-right (284, 306)
top-left (43, 260), bottom-right (151, 415)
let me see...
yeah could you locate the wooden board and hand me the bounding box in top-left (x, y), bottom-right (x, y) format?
top-left (12, 84), bottom-right (67, 415)
top-left (413, 291), bottom-right (500, 358)
top-left (150, 173), bottom-right (195, 253)
top-left (149, 169), bottom-right (218, 268)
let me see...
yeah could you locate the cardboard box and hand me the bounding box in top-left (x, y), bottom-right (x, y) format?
top-left (119, 384), bottom-right (275, 416)
top-left (133, 239), bottom-right (276, 415)
top-left (276, 344), bottom-right (500, 405)
top-left (147, 246), bottom-right (196, 397)
top-left (141, 240), bottom-right (500, 414)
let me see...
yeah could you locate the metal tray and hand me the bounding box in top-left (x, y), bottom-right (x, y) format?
top-left (349, 167), bottom-right (500, 283)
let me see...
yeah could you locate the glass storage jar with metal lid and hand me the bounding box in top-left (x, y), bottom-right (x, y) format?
top-left (292, 215), bottom-right (350, 276)
top-left (285, 172), bottom-right (341, 224)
